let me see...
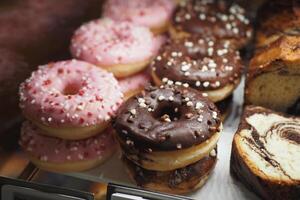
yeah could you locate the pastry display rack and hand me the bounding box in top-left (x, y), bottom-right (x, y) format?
top-left (0, 79), bottom-right (260, 200)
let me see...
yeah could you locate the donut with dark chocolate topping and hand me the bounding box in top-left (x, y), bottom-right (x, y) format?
top-left (151, 36), bottom-right (243, 102)
top-left (113, 84), bottom-right (222, 152)
top-left (123, 148), bottom-right (217, 194)
top-left (170, 0), bottom-right (253, 49)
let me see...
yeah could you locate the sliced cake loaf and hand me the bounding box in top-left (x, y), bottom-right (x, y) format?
top-left (230, 106), bottom-right (300, 200)
top-left (245, 36), bottom-right (300, 115)
top-left (255, 1), bottom-right (300, 49)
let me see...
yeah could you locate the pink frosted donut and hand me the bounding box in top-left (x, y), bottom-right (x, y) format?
top-left (118, 70), bottom-right (151, 99)
top-left (153, 35), bottom-right (167, 55)
top-left (19, 60), bottom-right (123, 140)
top-left (19, 121), bottom-right (116, 172)
top-left (70, 19), bottom-right (157, 78)
top-left (103, 0), bottom-right (176, 34)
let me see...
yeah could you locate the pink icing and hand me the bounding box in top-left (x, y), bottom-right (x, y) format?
top-left (153, 35), bottom-right (167, 55)
top-left (19, 60), bottom-right (123, 127)
top-left (118, 70), bottom-right (151, 94)
top-left (70, 19), bottom-right (157, 66)
top-left (19, 121), bottom-right (116, 163)
top-left (103, 0), bottom-right (176, 28)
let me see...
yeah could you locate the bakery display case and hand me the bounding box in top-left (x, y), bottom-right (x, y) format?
top-left (0, 0), bottom-right (299, 200)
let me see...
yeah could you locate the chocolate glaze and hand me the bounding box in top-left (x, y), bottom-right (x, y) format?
top-left (151, 36), bottom-right (243, 91)
top-left (113, 85), bottom-right (221, 151)
top-left (172, 0), bottom-right (252, 48)
top-left (230, 106), bottom-right (300, 200)
top-left (124, 148), bottom-right (217, 188)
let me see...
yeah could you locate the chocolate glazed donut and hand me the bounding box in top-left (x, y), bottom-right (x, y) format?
top-left (151, 36), bottom-right (243, 103)
top-left (123, 148), bottom-right (217, 194)
top-left (114, 85), bottom-right (221, 151)
top-left (113, 85), bottom-right (222, 172)
top-left (170, 0), bottom-right (253, 49)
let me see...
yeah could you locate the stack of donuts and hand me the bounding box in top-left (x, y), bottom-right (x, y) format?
top-left (114, 84), bottom-right (222, 194)
top-left (19, 60), bottom-right (123, 172)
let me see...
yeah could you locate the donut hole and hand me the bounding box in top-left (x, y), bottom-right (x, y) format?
top-left (63, 82), bottom-right (81, 95)
top-left (154, 104), bottom-right (181, 122)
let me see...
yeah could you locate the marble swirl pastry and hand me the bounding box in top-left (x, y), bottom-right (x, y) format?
top-left (230, 106), bottom-right (300, 200)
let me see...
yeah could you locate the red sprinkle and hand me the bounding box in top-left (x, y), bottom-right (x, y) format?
top-left (57, 68), bottom-right (64, 74)
top-left (43, 80), bottom-right (52, 86)
top-left (79, 118), bottom-right (85, 124)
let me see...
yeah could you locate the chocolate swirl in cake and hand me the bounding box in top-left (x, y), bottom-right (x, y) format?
top-left (238, 107), bottom-right (300, 181)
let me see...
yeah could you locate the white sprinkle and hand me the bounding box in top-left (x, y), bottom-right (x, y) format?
top-left (47, 117), bottom-right (52, 122)
top-left (208, 41), bottom-right (214, 46)
top-left (185, 13), bottom-right (191, 20)
top-left (226, 23), bottom-right (232, 30)
top-left (199, 14), bottom-right (206, 20)
top-left (233, 27), bottom-right (239, 34)
top-left (197, 115), bottom-right (203, 122)
top-left (198, 39), bottom-right (204, 44)
top-left (215, 81), bottom-right (221, 87)
top-left (208, 62), bottom-right (217, 68)
top-left (184, 41), bottom-right (193, 48)
top-left (203, 81), bottom-right (210, 87)
top-left (130, 109), bottom-right (136, 115)
top-left (138, 98), bottom-right (145, 104)
top-left (212, 111), bottom-right (218, 119)
top-left (156, 56), bottom-right (162, 61)
top-left (187, 101), bottom-right (194, 107)
top-left (207, 48), bottom-right (214, 56)
top-left (181, 64), bottom-right (190, 72)
top-left (223, 58), bottom-right (228, 63)
top-left (183, 83), bottom-right (189, 88)
top-left (169, 96), bottom-right (174, 101)
top-left (139, 103), bottom-right (147, 108)
top-left (184, 72), bottom-right (190, 76)
top-left (162, 77), bottom-right (168, 83)
top-left (196, 102), bottom-right (204, 110)
top-left (202, 93), bottom-right (208, 97)
top-left (210, 149), bottom-right (217, 157)
top-left (171, 52), bottom-right (178, 57)
top-left (167, 80), bottom-right (174, 85)
top-left (67, 155), bottom-right (71, 160)
top-left (195, 81), bottom-right (201, 87)
top-left (177, 144), bottom-right (182, 149)
top-left (158, 95), bottom-right (165, 101)
top-left (77, 105), bottom-right (84, 110)
top-left (175, 81), bottom-right (182, 86)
